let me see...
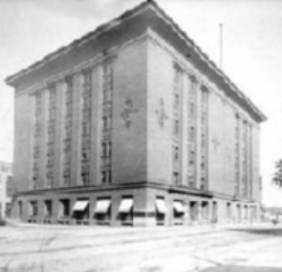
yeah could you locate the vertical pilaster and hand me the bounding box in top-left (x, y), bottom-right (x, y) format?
top-left (90, 65), bottom-right (102, 185)
top-left (181, 73), bottom-right (188, 186)
top-left (71, 73), bottom-right (83, 186)
top-left (235, 113), bottom-right (240, 198)
top-left (187, 75), bottom-right (197, 188)
top-left (249, 124), bottom-right (253, 199)
top-left (195, 79), bottom-right (201, 190)
top-left (46, 84), bottom-right (56, 189)
top-left (172, 63), bottom-right (183, 186)
top-left (63, 76), bottom-right (73, 187)
top-left (199, 85), bottom-right (209, 190)
top-left (59, 81), bottom-right (67, 187)
top-left (54, 81), bottom-right (64, 187)
top-left (29, 94), bottom-right (35, 190)
top-left (40, 89), bottom-right (48, 189)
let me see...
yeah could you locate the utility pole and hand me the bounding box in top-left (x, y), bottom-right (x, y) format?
top-left (219, 23), bottom-right (223, 69)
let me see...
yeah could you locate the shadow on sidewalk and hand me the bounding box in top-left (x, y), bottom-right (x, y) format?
top-left (202, 265), bottom-right (282, 272)
top-left (227, 227), bottom-right (282, 236)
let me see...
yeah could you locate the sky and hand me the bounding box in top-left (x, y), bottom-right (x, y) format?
top-left (0, 0), bottom-right (282, 206)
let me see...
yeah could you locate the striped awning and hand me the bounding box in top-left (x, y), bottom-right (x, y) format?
top-left (173, 201), bottom-right (185, 213)
top-left (95, 199), bottom-right (111, 214)
top-left (119, 198), bottom-right (133, 213)
top-left (72, 200), bottom-right (89, 211)
top-left (155, 199), bottom-right (167, 214)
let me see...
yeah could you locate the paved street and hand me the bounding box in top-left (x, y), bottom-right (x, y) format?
top-left (0, 222), bottom-right (282, 272)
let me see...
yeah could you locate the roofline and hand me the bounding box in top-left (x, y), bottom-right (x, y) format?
top-left (5, 0), bottom-right (150, 85)
top-left (5, 0), bottom-right (266, 122)
top-left (148, 1), bottom-right (266, 122)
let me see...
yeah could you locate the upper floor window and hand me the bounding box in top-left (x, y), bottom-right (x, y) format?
top-left (173, 146), bottom-right (180, 162)
top-left (173, 120), bottom-right (179, 136)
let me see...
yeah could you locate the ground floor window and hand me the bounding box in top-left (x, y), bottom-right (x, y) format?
top-left (155, 197), bottom-right (166, 225)
top-left (72, 198), bottom-right (89, 221)
top-left (201, 201), bottom-right (209, 220)
top-left (173, 200), bottom-right (185, 225)
top-left (227, 203), bottom-right (231, 221)
top-left (94, 198), bottom-right (111, 225)
top-left (18, 201), bottom-right (22, 217)
top-left (237, 204), bottom-right (241, 221)
top-left (59, 199), bottom-right (70, 217)
top-left (29, 201), bottom-right (38, 217)
top-left (252, 206), bottom-right (257, 221)
top-left (118, 197), bottom-right (134, 225)
top-left (189, 201), bottom-right (197, 222)
top-left (244, 205), bottom-right (248, 220)
top-left (212, 202), bottom-right (218, 223)
top-left (44, 200), bottom-right (52, 217)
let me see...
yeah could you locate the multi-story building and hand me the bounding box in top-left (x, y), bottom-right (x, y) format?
top-left (6, 0), bottom-right (266, 226)
top-left (0, 162), bottom-right (12, 218)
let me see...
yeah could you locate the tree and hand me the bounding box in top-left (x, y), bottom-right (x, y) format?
top-left (273, 159), bottom-right (282, 187)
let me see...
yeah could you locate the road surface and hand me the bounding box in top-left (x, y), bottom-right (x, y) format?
top-left (0, 222), bottom-right (282, 272)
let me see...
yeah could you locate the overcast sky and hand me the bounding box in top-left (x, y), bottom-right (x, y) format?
top-left (1, 0), bottom-right (282, 206)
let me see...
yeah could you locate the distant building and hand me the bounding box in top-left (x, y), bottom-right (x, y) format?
top-left (6, 0), bottom-right (266, 226)
top-left (0, 162), bottom-right (12, 218)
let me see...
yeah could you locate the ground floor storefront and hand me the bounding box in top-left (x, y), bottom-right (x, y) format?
top-left (11, 182), bottom-right (261, 226)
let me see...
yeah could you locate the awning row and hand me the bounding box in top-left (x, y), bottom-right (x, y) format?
top-left (73, 199), bottom-right (185, 214)
top-left (73, 198), bottom-right (133, 214)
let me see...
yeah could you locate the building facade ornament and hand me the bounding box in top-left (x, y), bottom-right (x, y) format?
top-left (120, 97), bottom-right (138, 129)
top-left (155, 98), bottom-right (168, 129)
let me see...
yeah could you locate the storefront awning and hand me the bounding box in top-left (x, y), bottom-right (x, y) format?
top-left (95, 199), bottom-right (111, 214)
top-left (73, 200), bottom-right (89, 212)
top-left (155, 199), bottom-right (167, 214)
top-left (173, 201), bottom-right (185, 213)
top-left (119, 198), bottom-right (133, 213)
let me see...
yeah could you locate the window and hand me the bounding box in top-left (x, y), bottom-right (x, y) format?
top-left (200, 109), bottom-right (204, 123)
top-left (189, 126), bottom-right (195, 141)
top-left (227, 203), bottom-right (231, 220)
top-left (108, 170), bottom-right (112, 184)
top-left (201, 161), bottom-right (205, 170)
top-left (188, 175), bottom-right (194, 187)
top-left (155, 197), bottom-right (166, 225)
top-left (173, 120), bottom-right (179, 136)
top-left (30, 201), bottom-right (38, 217)
top-left (44, 200), bottom-right (52, 217)
top-left (72, 198), bottom-right (89, 221)
top-left (173, 146), bottom-right (179, 162)
top-left (173, 200), bottom-right (185, 224)
top-left (82, 149), bottom-right (89, 161)
top-left (18, 201), bottom-right (22, 217)
top-left (189, 150), bottom-right (194, 165)
top-left (212, 202), bottom-right (218, 222)
top-left (102, 142), bottom-right (107, 157)
top-left (201, 134), bottom-right (205, 150)
top-left (102, 115), bottom-right (112, 131)
top-left (189, 102), bottom-right (195, 119)
top-left (82, 122), bottom-right (90, 136)
top-left (119, 197), bottom-right (134, 225)
top-left (102, 116), bottom-right (107, 130)
top-left (102, 171), bottom-right (107, 183)
top-left (173, 171), bottom-right (179, 186)
top-left (189, 201), bottom-right (197, 221)
top-left (81, 172), bottom-right (90, 185)
top-left (237, 204), bottom-right (241, 221)
top-left (201, 201), bottom-right (209, 220)
top-left (200, 179), bottom-right (205, 190)
top-left (60, 199), bottom-right (70, 217)
top-left (174, 93), bottom-right (180, 110)
top-left (95, 198), bottom-right (111, 225)
top-left (108, 142), bottom-right (112, 157)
